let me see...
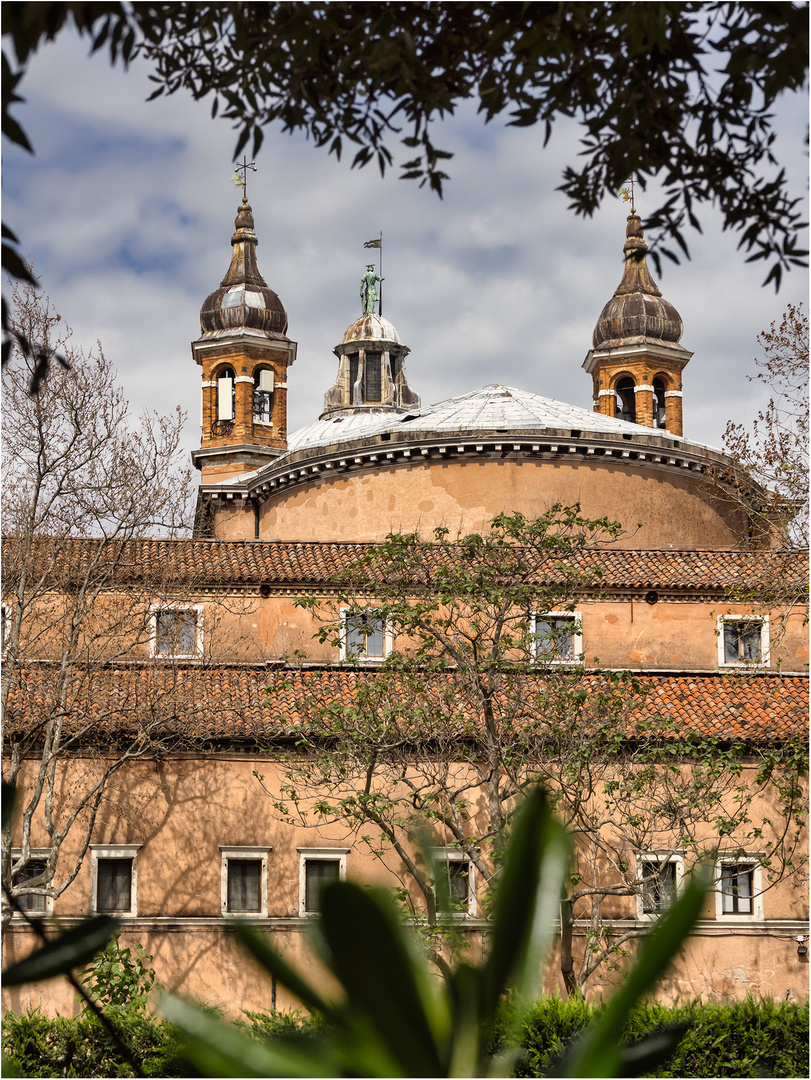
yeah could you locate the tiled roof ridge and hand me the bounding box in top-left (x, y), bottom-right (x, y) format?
top-left (3, 536), bottom-right (806, 593)
top-left (6, 665), bottom-right (806, 745)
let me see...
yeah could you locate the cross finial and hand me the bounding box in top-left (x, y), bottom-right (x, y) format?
top-left (619, 174), bottom-right (637, 214)
top-left (231, 156), bottom-right (257, 203)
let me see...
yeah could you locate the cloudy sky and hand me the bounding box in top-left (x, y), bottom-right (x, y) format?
top-left (4, 28), bottom-right (808, 470)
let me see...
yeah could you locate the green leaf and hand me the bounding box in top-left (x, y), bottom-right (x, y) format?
top-left (561, 866), bottom-right (709, 1077)
top-left (483, 787), bottom-right (570, 1016)
top-left (160, 994), bottom-right (339, 1078)
top-left (3, 916), bottom-right (119, 986)
top-left (233, 922), bottom-right (335, 1020)
top-left (317, 881), bottom-right (446, 1077)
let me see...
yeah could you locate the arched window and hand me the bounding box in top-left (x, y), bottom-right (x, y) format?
top-left (253, 368), bottom-right (274, 423)
top-left (615, 377), bottom-right (636, 423)
top-left (653, 379), bottom-right (667, 428)
top-left (217, 367), bottom-right (235, 422)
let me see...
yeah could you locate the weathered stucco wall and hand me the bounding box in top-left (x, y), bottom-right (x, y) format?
top-left (4, 756), bottom-right (807, 1017)
top-left (238, 458), bottom-right (749, 548)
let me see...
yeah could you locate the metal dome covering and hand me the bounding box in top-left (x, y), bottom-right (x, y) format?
top-left (340, 312), bottom-right (401, 345)
top-left (199, 202), bottom-right (288, 339)
top-left (592, 213), bottom-right (683, 351)
top-left (283, 383), bottom-right (688, 457)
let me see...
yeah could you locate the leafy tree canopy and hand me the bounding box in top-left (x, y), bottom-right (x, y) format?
top-left (2, 1), bottom-right (808, 297)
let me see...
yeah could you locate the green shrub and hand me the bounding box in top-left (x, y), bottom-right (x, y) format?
top-left (1, 1007), bottom-right (186, 1078)
top-left (512, 997), bottom-right (809, 1078)
top-left (77, 937), bottom-right (156, 1013)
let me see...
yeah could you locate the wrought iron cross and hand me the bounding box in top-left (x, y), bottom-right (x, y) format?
top-left (232, 156), bottom-right (257, 202)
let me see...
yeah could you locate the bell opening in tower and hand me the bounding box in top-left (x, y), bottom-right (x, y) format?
top-left (615, 377), bottom-right (636, 423)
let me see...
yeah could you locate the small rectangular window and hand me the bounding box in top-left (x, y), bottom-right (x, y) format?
top-left (532, 613), bottom-right (582, 663)
top-left (220, 847), bottom-right (270, 917)
top-left (91, 845), bottom-right (139, 917)
top-left (349, 355), bottom-right (360, 402)
top-left (305, 859), bottom-right (340, 913)
top-left (721, 864), bottom-right (753, 914)
top-left (718, 616), bottom-right (769, 667)
top-left (217, 373), bottom-right (235, 421)
top-left (97, 859), bottom-right (133, 912)
top-left (152, 606), bottom-right (202, 657)
top-left (638, 857), bottom-right (681, 917)
top-left (433, 851), bottom-right (476, 916)
top-left (364, 353), bottom-right (382, 403)
top-left (13, 858), bottom-right (48, 913)
top-left (341, 610), bottom-right (391, 662)
top-left (298, 849), bottom-right (348, 916)
top-left (227, 859), bottom-right (262, 913)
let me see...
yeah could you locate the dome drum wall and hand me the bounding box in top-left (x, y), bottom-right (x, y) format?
top-left (241, 453), bottom-right (749, 549)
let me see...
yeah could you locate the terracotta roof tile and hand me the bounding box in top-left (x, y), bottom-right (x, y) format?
top-left (5, 665), bottom-right (806, 746)
top-left (2, 537), bottom-right (806, 594)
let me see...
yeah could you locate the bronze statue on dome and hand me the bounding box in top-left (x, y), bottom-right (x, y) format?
top-left (360, 264), bottom-right (384, 314)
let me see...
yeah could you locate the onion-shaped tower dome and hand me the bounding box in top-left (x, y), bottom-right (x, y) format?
top-left (592, 212), bottom-right (683, 351)
top-left (199, 200), bottom-right (289, 340)
top-left (583, 210), bottom-right (692, 436)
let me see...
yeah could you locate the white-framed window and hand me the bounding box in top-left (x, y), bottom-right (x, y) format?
top-left (715, 858), bottom-right (763, 920)
top-left (11, 851), bottom-right (52, 916)
top-left (220, 846), bottom-right (271, 917)
top-left (636, 854), bottom-right (684, 919)
top-left (531, 612), bottom-right (582, 664)
top-left (91, 845), bottom-right (140, 917)
top-left (340, 609), bottom-right (393, 663)
top-left (717, 615), bottom-right (769, 667)
top-left (297, 848), bottom-right (348, 916)
top-left (150, 604), bottom-right (203, 658)
top-left (433, 850), bottom-right (477, 917)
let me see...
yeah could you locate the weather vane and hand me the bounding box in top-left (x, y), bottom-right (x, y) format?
top-left (619, 174), bottom-right (636, 214)
top-left (231, 157), bottom-right (257, 203)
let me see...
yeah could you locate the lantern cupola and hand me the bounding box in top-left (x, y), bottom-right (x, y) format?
top-left (583, 210), bottom-right (692, 435)
top-left (321, 272), bottom-right (419, 417)
top-left (191, 199), bottom-right (297, 484)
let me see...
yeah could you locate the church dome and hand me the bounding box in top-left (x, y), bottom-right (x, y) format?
top-left (592, 212), bottom-right (683, 351)
top-left (199, 201), bottom-right (288, 338)
top-left (341, 312), bottom-right (401, 345)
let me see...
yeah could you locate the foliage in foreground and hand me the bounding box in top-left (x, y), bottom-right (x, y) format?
top-left (160, 789), bottom-right (708, 1077)
top-left (3, 996), bottom-right (808, 1079)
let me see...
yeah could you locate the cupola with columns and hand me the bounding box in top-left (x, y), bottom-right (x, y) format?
top-left (321, 273), bottom-right (420, 417)
top-left (583, 209), bottom-right (692, 436)
top-left (191, 197), bottom-right (297, 484)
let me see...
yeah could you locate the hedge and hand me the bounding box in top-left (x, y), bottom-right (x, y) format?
top-left (3, 996), bottom-right (808, 1077)
top-left (505, 996), bottom-right (810, 1078)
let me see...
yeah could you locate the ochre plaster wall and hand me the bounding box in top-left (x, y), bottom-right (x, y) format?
top-left (4, 756), bottom-right (807, 1017)
top-left (245, 459), bottom-right (747, 548)
top-left (14, 593), bottom-right (807, 672)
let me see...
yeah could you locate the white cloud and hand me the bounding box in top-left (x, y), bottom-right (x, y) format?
top-left (4, 27), bottom-right (807, 472)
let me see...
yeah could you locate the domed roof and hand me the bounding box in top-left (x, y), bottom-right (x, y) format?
top-left (284, 383), bottom-right (686, 457)
top-left (199, 201), bottom-right (289, 339)
top-left (340, 312), bottom-right (401, 345)
top-left (592, 213), bottom-right (683, 351)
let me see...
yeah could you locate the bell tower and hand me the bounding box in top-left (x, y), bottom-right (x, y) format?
top-left (583, 210), bottom-right (692, 436)
top-left (191, 198), bottom-right (297, 484)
